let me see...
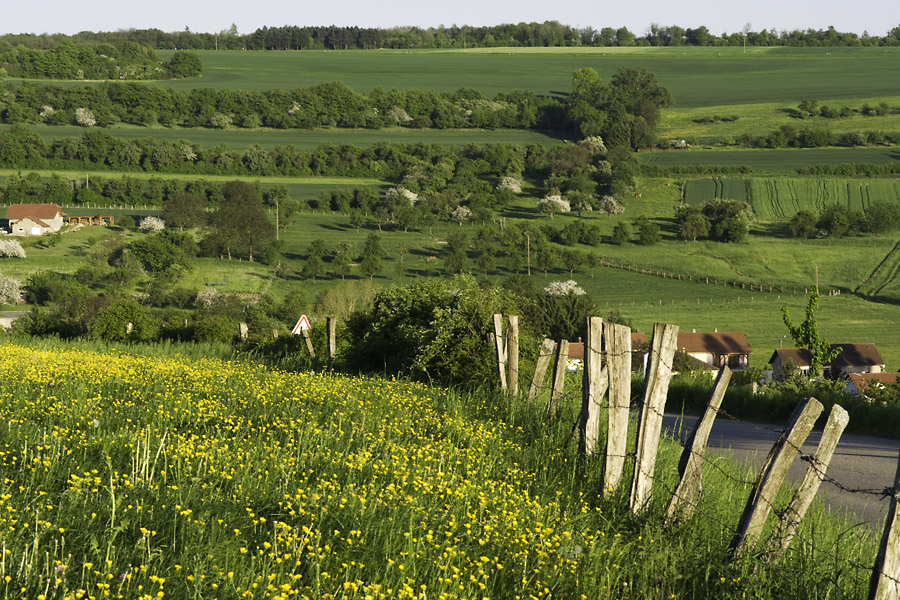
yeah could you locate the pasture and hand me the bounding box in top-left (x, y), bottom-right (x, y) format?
top-left (641, 146), bottom-right (900, 171)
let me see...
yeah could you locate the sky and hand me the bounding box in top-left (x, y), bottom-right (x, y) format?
top-left (2, 0), bottom-right (896, 38)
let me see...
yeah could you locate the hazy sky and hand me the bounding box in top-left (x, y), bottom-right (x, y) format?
top-left (3, 0), bottom-right (896, 37)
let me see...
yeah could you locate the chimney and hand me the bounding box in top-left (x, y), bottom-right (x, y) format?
top-left (714, 327), bottom-right (718, 332)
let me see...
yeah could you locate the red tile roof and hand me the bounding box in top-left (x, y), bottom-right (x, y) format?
top-left (6, 203), bottom-right (65, 221)
top-left (848, 372), bottom-right (899, 394)
top-left (677, 332), bottom-right (752, 355)
top-left (770, 344), bottom-right (885, 369)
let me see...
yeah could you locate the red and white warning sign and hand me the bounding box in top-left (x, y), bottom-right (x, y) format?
top-left (291, 315), bottom-right (311, 335)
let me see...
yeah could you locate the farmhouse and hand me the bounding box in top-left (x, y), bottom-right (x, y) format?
top-left (845, 372), bottom-right (900, 397)
top-left (6, 203), bottom-right (66, 236)
top-left (676, 331), bottom-right (752, 371)
top-left (769, 344), bottom-right (885, 379)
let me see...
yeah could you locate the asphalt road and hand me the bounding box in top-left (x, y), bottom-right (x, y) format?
top-left (663, 412), bottom-right (900, 530)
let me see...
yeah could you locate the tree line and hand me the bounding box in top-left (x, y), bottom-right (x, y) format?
top-left (0, 67), bottom-right (670, 151)
top-left (0, 40), bottom-right (201, 80)
top-left (4, 22), bottom-right (900, 51)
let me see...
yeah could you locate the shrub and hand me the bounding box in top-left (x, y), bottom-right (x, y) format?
top-left (89, 298), bottom-right (156, 342)
top-left (0, 240), bottom-right (26, 258)
top-left (0, 274), bottom-right (21, 305)
top-left (139, 216), bottom-right (166, 232)
top-left (117, 215), bottom-right (136, 229)
top-left (192, 314), bottom-right (239, 344)
top-left (74, 107), bottom-right (96, 127)
top-left (345, 276), bottom-right (532, 386)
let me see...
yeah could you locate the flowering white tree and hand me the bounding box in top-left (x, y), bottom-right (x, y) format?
top-left (385, 187), bottom-right (418, 206)
top-left (139, 216), bottom-right (166, 232)
top-left (0, 274), bottom-right (21, 305)
top-left (497, 176), bottom-right (523, 194)
top-left (544, 280), bottom-right (586, 296)
top-left (74, 107), bottom-right (96, 127)
top-left (537, 195), bottom-right (571, 219)
top-left (0, 240), bottom-right (26, 258)
top-left (579, 135), bottom-right (607, 155)
top-left (39, 105), bottom-right (56, 120)
top-left (195, 288), bottom-right (221, 309)
top-left (598, 196), bottom-right (625, 216)
top-left (451, 205), bottom-right (472, 225)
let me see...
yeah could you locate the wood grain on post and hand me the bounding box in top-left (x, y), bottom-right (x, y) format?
top-left (301, 328), bottom-right (315, 358)
top-left (579, 317), bottom-right (604, 455)
top-left (528, 338), bottom-right (556, 404)
top-left (666, 366), bottom-right (732, 523)
top-left (870, 450), bottom-right (900, 600)
top-left (629, 322), bottom-right (679, 515)
top-left (604, 322), bottom-right (632, 492)
top-left (764, 403), bottom-right (848, 561)
top-left (549, 340), bottom-right (569, 417)
top-left (326, 317), bottom-right (337, 360)
top-left (507, 315), bottom-right (520, 398)
top-left (492, 313), bottom-right (507, 391)
top-left (730, 397), bottom-right (824, 557)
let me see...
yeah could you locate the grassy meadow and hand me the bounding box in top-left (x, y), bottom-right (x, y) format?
top-left (0, 341), bottom-right (878, 599)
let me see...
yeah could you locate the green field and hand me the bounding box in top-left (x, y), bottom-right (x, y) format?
top-left (0, 124), bottom-right (565, 151)
top-left (683, 176), bottom-right (900, 219)
top-left (641, 147), bottom-right (900, 171)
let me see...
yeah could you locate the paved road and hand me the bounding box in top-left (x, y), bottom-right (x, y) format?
top-left (663, 412), bottom-right (900, 529)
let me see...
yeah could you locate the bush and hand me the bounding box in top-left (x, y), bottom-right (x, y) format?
top-left (345, 276), bottom-right (533, 386)
top-left (0, 274), bottom-right (21, 304)
top-left (117, 215), bottom-right (136, 229)
top-left (89, 298), bottom-right (156, 342)
top-left (0, 240), bottom-right (26, 258)
top-left (139, 216), bottom-right (166, 232)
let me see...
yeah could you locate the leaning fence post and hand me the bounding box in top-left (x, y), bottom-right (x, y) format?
top-left (870, 451), bottom-right (900, 600)
top-left (764, 403), bottom-right (849, 561)
top-left (730, 397), bottom-right (824, 557)
top-left (604, 322), bottom-right (632, 492)
top-left (326, 316), bottom-right (337, 361)
top-left (301, 329), bottom-right (316, 358)
top-left (579, 317), bottom-right (604, 455)
top-left (493, 313), bottom-right (507, 392)
top-left (507, 315), bottom-right (519, 398)
top-left (629, 322), bottom-right (679, 515)
top-left (666, 366), bottom-right (731, 523)
top-left (549, 340), bottom-right (569, 417)
top-left (528, 338), bottom-right (556, 404)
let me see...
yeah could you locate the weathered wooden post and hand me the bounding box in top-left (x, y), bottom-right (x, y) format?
top-left (764, 403), bottom-right (849, 560)
top-left (326, 317), bottom-right (337, 361)
top-left (730, 397), bottom-right (824, 557)
top-left (549, 340), bottom-right (569, 417)
top-left (871, 451), bottom-right (900, 600)
top-left (301, 329), bottom-right (316, 358)
top-left (666, 366), bottom-right (731, 523)
top-left (507, 315), bottom-right (519, 398)
top-left (493, 313), bottom-right (507, 392)
top-left (604, 322), bottom-right (632, 492)
top-left (629, 322), bottom-right (679, 514)
top-left (527, 338), bottom-right (556, 404)
top-left (579, 317), bottom-right (604, 455)
top-left (239, 322), bottom-right (249, 341)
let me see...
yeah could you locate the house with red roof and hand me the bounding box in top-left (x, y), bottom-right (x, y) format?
top-left (769, 344), bottom-right (885, 379)
top-left (676, 331), bottom-right (753, 371)
top-left (6, 203), bottom-right (66, 236)
top-left (845, 372), bottom-right (900, 398)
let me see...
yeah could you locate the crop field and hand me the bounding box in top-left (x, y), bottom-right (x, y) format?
top-left (641, 147), bottom-right (900, 171)
top-left (0, 124), bottom-right (564, 152)
top-left (658, 96), bottom-right (900, 143)
top-left (0, 341), bottom-right (879, 599)
top-left (682, 176), bottom-right (900, 219)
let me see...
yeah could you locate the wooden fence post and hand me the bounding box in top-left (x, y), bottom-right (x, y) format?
top-left (604, 322), bottom-right (632, 492)
top-left (507, 315), bottom-right (519, 398)
top-left (666, 366), bottom-right (731, 523)
top-left (870, 450), bottom-right (900, 600)
top-left (549, 340), bottom-right (569, 417)
top-left (493, 313), bottom-right (507, 392)
top-left (764, 403), bottom-right (849, 561)
top-left (528, 338), bottom-right (556, 404)
top-left (579, 317), bottom-right (604, 455)
top-left (326, 317), bottom-right (337, 361)
top-left (629, 322), bottom-right (679, 515)
top-left (730, 397), bottom-right (824, 557)
top-left (301, 329), bottom-right (316, 358)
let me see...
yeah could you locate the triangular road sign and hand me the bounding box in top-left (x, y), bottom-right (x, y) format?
top-left (291, 314), bottom-right (311, 335)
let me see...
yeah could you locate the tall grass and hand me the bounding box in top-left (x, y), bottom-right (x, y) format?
top-left (0, 341), bottom-right (878, 599)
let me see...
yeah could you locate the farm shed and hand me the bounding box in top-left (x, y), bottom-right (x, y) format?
top-left (845, 372), bottom-right (900, 397)
top-left (6, 203), bottom-right (66, 236)
top-left (769, 344), bottom-right (885, 379)
top-left (676, 331), bottom-right (752, 371)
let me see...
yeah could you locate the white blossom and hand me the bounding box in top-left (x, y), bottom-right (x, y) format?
top-left (74, 107), bottom-right (96, 127)
top-left (598, 196), bottom-right (625, 215)
top-left (451, 205), bottom-right (472, 223)
top-left (39, 105), bottom-right (56, 120)
top-left (545, 280), bottom-right (586, 296)
top-left (0, 240), bottom-right (26, 259)
top-left (579, 135), bottom-right (607, 154)
top-left (497, 176), bottom-right (523, 194)
top-left (537, 195), bottom-right (571, 215)
top-left (195, 288), bottom-right (221, 309)
top-left (385, 187), bottom-right (418, 206)
top-left (0, 274), bottom-right (21, 304)
top-left (139, 216), bottom-right (166, 232)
